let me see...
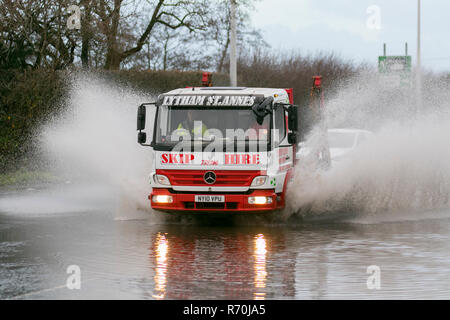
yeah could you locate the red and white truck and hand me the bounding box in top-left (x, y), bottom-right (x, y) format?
top-left (137, 75), bottom-right (324, 213)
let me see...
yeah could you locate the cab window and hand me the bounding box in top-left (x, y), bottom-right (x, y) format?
top-left (274, 106), bottom-right (286, 143)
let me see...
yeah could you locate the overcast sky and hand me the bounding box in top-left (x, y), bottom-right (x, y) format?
top-left (251, 0), bottom-right (450, 73)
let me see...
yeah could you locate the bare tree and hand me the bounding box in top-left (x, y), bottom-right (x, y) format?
top-left (94, 0), bottom-right (208, 70)
top-left (0, 0), bottom-right (82, 69)
top-left (0, 0), bottom-right (266, 72)
top-left (80, 0), bottom-right (94, 68)
top-left (122, 0), bottom-right (267, 72)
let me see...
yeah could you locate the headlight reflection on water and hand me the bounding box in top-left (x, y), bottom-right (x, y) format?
top-left (151, 232), bottom-right (269, 300)
top-left (152, 233), bottom-right (169, 299)
top-left (253, 234), bottom-right (267, 300)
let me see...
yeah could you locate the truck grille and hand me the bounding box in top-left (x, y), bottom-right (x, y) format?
top-left (156, 170), bottom-right (261, 186)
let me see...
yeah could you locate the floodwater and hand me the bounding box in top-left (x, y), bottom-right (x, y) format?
top-left (1, 184), bottom-right (450, 300)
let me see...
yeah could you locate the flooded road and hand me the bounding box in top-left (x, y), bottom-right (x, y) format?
top-left (1, 184), bottom-right (450, 300)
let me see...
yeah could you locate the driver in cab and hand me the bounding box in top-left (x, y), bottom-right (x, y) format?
top-left (175, 110), bottom-right (208, 138)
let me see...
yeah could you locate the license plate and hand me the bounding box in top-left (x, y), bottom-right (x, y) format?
top-left (195, 195), bottom-right (225, 203)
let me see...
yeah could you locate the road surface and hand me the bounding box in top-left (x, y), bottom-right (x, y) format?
top-left (1, 183), bottom-right (450, 299)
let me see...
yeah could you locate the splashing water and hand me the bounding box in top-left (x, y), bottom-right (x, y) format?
top-left (41, 74), bottom-right (155, 219)
top-left (285, 73), bottom-right (450, 221)
top-left (39, 73), bottom-right (450, 223)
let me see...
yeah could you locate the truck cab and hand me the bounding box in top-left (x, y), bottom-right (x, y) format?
top-left (137, 86), bottom-right (299, 213)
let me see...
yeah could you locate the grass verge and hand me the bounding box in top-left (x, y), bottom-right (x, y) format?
top-left (0, 169), bottom-right (61, 187)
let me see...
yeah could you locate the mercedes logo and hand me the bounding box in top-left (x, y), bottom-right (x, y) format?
top-left (203, 171), bottom-right (216, 184)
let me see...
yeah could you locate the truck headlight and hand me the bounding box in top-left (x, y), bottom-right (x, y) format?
top-left (152, 195), bottom-right (173, 203)
top-left (248, 196), bottom-right (272, 205)
top-left (153, 174), bottom-right (171, 186)
top-left (251, 176), bottom-right (267, 187)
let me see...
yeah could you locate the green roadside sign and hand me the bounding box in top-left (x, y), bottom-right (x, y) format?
top-left (378, 55), bottom-right (412, 87)
top-left (378, 56), bottom-right (412, 73)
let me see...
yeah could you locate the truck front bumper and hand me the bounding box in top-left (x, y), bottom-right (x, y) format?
top-left (149, 188), bottom-right (278, 213)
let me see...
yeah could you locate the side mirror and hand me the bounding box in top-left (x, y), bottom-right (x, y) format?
top-left (256, 116), bottom-right (265, 125)
top-left (137, 105), bottom-right (146, 130)
top-left (252, 96), bottom-right (274, 125)
top-left (288, 105), bottom-right (298, 132)
top-left (288, 132), bottom-right (297, 145)
top-left (138, 131), bottom-right (147, 144)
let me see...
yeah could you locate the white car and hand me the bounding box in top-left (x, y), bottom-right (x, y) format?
top-left (296, 128), bottom-right (374, 164)
top-left (327, 128), bottom-right (374, 162)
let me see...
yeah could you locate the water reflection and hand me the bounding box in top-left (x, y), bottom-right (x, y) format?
top-left (152, 233), bottom-right (168, 299)
top-left (150, 229), bottom-right (272, 300)
top-left (253, 234), bottom-right (267, 300)
top-left (133, 221), bottom-right (450, 300)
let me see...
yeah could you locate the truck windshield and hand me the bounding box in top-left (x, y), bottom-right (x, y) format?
top-left (153, 106), bottom-right (270, 148)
